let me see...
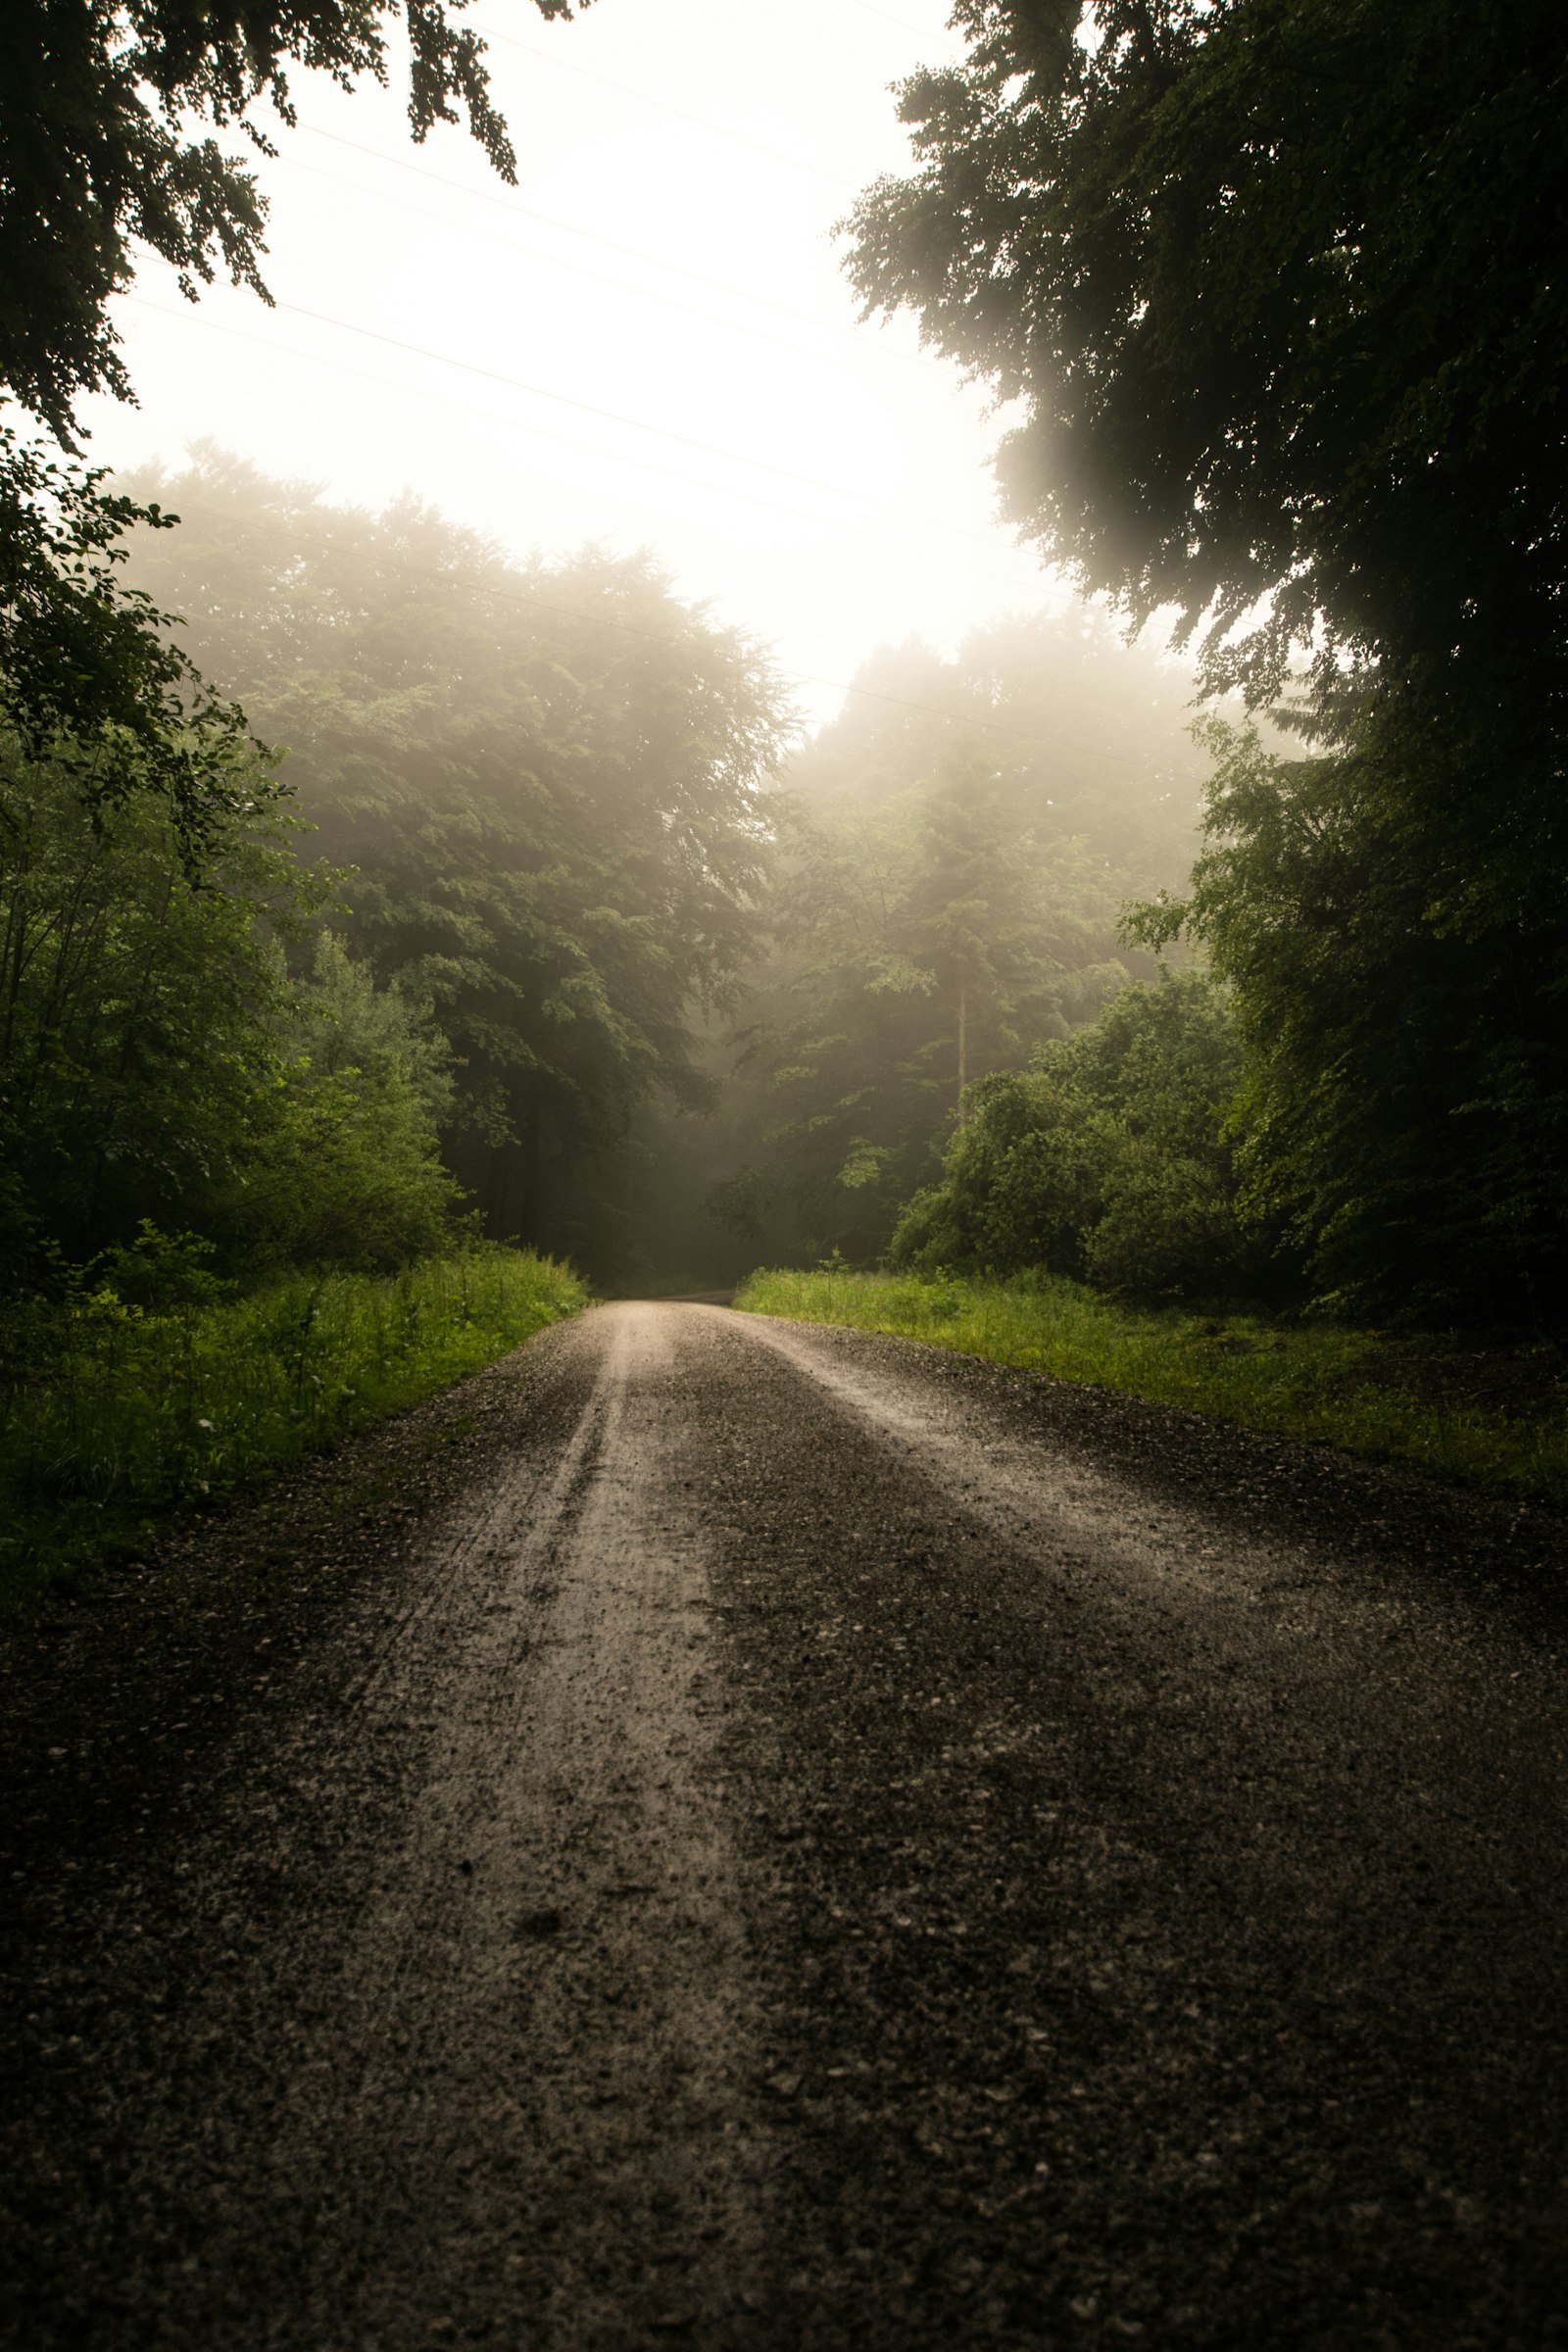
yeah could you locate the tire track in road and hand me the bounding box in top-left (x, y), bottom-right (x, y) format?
top-left (272, 1300), bottom-right (777, 2351)
top-left (688, 1305), bottom-right (1568, 2350)
top-left (4, 1306), bottom-right (777, 2352)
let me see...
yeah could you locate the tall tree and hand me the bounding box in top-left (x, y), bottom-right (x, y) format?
top-left (710, 615), bottom-right (1202, 1265)
top-left (846, 0), bottom-right (1567, 725)
top-left (848, 0), bottom-right (1568, 1318)
top-left (0, 0), bottom-right (577, 857)
top-left (118, 450), bottom-right (791, 1264)
top-left (0, 713), bottom-right (459, 1280)
top-left (0, 425), bottom-right (257, 852)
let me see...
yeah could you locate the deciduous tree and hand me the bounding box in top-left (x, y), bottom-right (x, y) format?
top-left (848, 0), bottom-right (1568, 1318)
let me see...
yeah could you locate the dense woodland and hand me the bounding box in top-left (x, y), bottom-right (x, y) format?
top-left (1, 0), bottom-right (1565, 1347)
top-left (847, 0), bottom-right (1568, 1325)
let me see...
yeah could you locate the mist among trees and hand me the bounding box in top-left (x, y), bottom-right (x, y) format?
top-left (2, 0), bottom-right (1565, 1331)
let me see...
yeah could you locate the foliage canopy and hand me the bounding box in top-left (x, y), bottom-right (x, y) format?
top-left (0, 722), bottom-right (458, 1283)
top-left (846, 0), bottom-right (1568, 721)
top-left (710, 615), bottom-right (1206, 1265)
top-left (892, 971), bottom-right (1259, 1304)
top-left (117, 451), bottom-right (792, 1262)
top-left (0, 0), bottom-right (574, 438)
top-left (848, 0), bottom-right (1568, 1323)
top-left (0, 425), bottom-right (260, 851)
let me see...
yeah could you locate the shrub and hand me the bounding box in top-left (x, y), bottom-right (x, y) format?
top-left (216, 935), bottom-right (461, 1274)
top-left (0, 739), bottom-right (465, 1286)
top-left (892, 971), bottom-right (1273, 1304)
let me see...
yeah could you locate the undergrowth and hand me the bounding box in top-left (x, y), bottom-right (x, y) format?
top-left (736, 1267), bottom-right (1568, 1509)
top-left (0, 1246), bottom-right (587, 1617)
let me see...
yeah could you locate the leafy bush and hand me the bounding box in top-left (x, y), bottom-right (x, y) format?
top-left (891, 972), bottom-right (1271, 1304)
top-left (217, 935), bottom-right (461, 1274)
top-left (0, 741), bottom-right (463, 1285)
top-left (1131, 722), bottom-right (1568, 1326)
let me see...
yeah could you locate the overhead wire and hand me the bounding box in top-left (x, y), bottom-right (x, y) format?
top-left (275, 149), bottom-right (949, 403)
top-left (122, 289), bottom-right (1034, 600)
top-left (118, 304), bottom-right (1064, 749)
top-left (116, 5), bottom-right (1055, 742)
top-left (476, 25), bottom-right (858, 188)
top-left (267, 294), bottom-right (998, 529)
top-left (123, 290), bottom-right (890, 534)
top-left (128, 279), bottom-right (1007, 553)
top-left (291, 122), bottom-right (919, 363)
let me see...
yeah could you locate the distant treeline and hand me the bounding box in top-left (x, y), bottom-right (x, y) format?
top-left (7, 424), bottom-right (1564, 1330)
top-left (1, 447), bottom-right (791, 1295)
top-left (706, 616), bottom-right (1212, 1272)
top-left (95, 453), bottom-right (1228, 1302)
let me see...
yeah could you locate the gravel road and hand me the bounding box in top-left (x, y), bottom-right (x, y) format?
top-left (3, 1298), bottom-right (1566, 2350)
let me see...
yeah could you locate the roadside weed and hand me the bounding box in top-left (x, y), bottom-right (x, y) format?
top-left (736, 1268), bottom-right (1568, 1508)
top-left (0, 1249), bottom-right (586, 1615)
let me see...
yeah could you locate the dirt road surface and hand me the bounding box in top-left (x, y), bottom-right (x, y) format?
top-left (3, 1299), bottom-right (1566, 2349)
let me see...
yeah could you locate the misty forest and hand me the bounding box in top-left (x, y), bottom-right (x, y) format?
top-left (3, 0), bottom-right (1568, 2343)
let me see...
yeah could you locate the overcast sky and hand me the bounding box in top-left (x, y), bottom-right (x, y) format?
top-left (73, 0), bottom-right (1072, 728)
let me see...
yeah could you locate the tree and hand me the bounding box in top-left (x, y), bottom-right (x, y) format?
top-left (710, 614), bottom-right (1204, 1265)
top-left (0, 719), bottom-right (462, 1283)
top-left (846, 0), bottom-right (1568, 724)
top-left (116, 450), bottom-right (792, 1264)
top-left (891, 971), bottom-right (1260, 1305)
top-left (903, 750), bottom-right (1076, 1101)
top-left (0, 424), bottom-right (258, 853)
top-left (0, 0), bottom-right (573, 440)
top-left (848, 0), bottom-right (1568, 1320)
top-left (0, 0), bottom-right (577, 858)
top-left (1130, 724), bottom-right (1568, 1321)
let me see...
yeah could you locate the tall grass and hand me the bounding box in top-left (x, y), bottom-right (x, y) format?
top-left (0, 1248), bottom-right (586, 1613)
top-left (736, 1267), bottom-right (1568, 1507)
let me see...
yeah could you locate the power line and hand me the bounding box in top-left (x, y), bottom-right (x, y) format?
top-left (234, 292), bottom-right (1004, 551)
top-left (122, 291), bottom-right (884, 533)
top-left (276, 149), bottom-right (948, 403)
top-left (118, 315), bottom-right (1063, 748)
top-left (122, 289), bottom-right (1031, 593)
top-left (293, 122), bottom-right (911, 362)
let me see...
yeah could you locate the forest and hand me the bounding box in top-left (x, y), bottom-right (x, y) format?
top-left (1, 0), bottom-right (1565, 1594)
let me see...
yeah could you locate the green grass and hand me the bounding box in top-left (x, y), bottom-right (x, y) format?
top-left (736, 1266), bottom-right (1568, 1508)
top-left (0, 1247), bottom-right (587, 1616)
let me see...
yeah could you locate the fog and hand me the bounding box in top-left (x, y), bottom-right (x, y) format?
top-left (76, 0), bottom-right (1057, 729)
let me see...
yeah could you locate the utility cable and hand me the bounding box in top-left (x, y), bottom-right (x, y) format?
top-left (168, 284), bottom-right (1007, 551)
top-left (276, 149), bottom-right (951, 403)
top-left (118, 307), bottom-right (1066, 749)
top-left (123, 290), bottom-right (893, 534)
top-left (477, 26), bottom-right (858, 188)
top-left (122, 290), bottom-right (1032, 595)
top-left (292, 123), bottom-right (912, 361)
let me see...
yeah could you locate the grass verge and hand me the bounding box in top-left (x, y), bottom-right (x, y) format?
top-left (735, 1267), bottom-right (1568, 1509)
top-left (0, 1247), bottom-right (587, 1618)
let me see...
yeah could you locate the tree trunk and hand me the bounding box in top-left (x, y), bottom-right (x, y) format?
top-left (957, 975), bottom-right (968, 1102)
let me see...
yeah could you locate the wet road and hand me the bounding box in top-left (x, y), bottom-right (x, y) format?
top-left (3, 1299), bottom-right (1567, 2349)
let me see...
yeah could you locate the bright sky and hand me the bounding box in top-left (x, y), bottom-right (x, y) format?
top-left (73, 0), bottom-right (1063, 728)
